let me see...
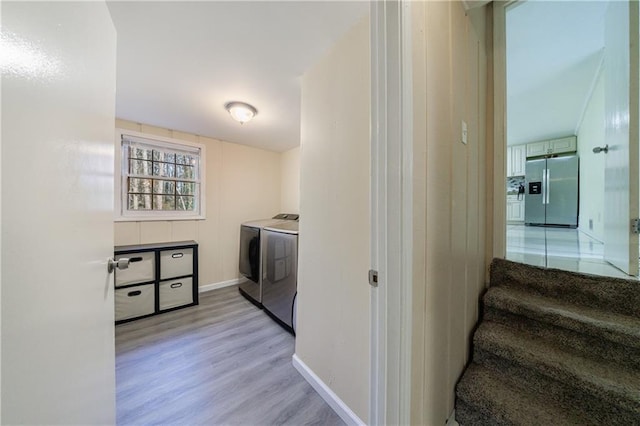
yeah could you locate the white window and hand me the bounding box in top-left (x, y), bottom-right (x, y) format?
top-left (116, 130), bottom-right (206, 220)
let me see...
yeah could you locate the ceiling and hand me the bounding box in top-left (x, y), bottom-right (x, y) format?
top-left (506, 1), bottom-right (609, 146)
top-left (107, 1), bottom-right (369, 152)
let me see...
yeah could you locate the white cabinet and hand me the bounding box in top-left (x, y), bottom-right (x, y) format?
top-left (526, 136), bottom-right (577, 158)
top-left (526, 140), bottom-right (549, 158)
top-left (549, 136), bottom-right (577, 154)
top-left (507, 195), bottom-right (525, 222)
top-left (507, 144), bottom-right (526, 177)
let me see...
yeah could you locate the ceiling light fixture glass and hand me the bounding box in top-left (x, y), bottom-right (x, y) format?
top-left (225, 101), bottom-right (258, 124)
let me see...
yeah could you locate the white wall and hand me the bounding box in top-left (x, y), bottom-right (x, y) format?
top-left (410, 2), bottom-right (489, 424)
top-left (577, 70), bottom-right (605, 241)
top-left (295, 15), bottom-right (370, 422)
top-left (114, 119), bottom-right (282, 286)
top-left (280, 147), bottom-right (300, 214)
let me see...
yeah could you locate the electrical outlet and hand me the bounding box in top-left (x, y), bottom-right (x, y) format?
top-left (461, 121), bottom-right (468, 145)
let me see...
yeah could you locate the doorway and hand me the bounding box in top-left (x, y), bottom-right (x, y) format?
top-left (501, 0), bottom-right (640, 279)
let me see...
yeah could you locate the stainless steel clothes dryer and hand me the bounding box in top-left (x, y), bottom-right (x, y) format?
top-left (261, 220), bottom-right (298, 334)
top-left (238, 214), bottom-right (298, 306)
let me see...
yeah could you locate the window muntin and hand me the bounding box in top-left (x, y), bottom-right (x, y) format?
top-left (120, 134), bottom-right (203, 218)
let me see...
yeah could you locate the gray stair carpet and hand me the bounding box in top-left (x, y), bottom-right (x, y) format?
top-left (455, 258), bottom-right (640, 426)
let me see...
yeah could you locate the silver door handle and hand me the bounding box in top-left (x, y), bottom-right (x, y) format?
top-left (592, 144), bottom-right (608, 154)
top-left (542, 169), bottom-right (548, 205)
top-left (545, 169), bottom-right (550, 204)
top-left (108, 258), bottom-right (130, 273)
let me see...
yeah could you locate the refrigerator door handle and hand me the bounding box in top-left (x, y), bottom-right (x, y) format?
top-left (542, 168), bottom-right (547, 205)
top-left (545, 169), bottom-right (550, 205)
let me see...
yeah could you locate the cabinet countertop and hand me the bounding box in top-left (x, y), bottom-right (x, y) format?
top-left (507, 194), bottom-right (525, 200)
top-left (115, 240), bottom-right (198, 253)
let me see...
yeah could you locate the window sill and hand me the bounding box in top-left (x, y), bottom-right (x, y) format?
top-left (114, 215), bottom-right (206, 222)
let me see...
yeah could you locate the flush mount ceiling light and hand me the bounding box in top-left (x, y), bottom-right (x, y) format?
top-left (225, 101), bottom-right (258, 124)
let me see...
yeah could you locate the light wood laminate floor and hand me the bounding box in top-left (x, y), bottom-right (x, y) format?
top-left (116, 285), bottom-right (345, 425)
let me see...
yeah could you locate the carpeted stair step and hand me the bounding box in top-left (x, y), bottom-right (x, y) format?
top-left (473, 321), bottom-right (640, 418)
top-left (484, 286), bottom-right (640, 370)
top-left (456, 259), bottom-right (640, 425)
top-left (456, 363), bottom-right (593, 426)
top-left (474, 347), bottom-right (639, 424)
top-left (454, 399), bottom-right (496, 426)
top-left (490, 258), bottom-right (640, 317)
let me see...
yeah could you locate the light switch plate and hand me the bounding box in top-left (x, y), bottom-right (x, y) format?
top-left (461, 120), bottom-right (468, 145)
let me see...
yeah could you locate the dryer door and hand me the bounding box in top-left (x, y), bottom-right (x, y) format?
top-left (239, 225), bottom-right (260, 282)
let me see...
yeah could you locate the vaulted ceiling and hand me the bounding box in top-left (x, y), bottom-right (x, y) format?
top-left (506, 1), bottom-right (609, 146)
top-left (107, 1), bottom-right (369, 152)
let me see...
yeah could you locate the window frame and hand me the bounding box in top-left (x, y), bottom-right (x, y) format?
top-left (115, 129), bottom-right (206, 221)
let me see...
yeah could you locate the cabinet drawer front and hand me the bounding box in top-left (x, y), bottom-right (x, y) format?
top-left (115, 252), bottom-right (155, 287)
top-left (160, 248), bottom-right (194, 279)
top-left (159, 277), bottom-right (193, 310)
top-left (115, 284), bottom-right (155, 321)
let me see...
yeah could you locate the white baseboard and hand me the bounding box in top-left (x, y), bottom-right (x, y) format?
top-left (199, 278), bottom-right (240, 293)
top-left (446, 409), bottom-right (459, 426)
top-left (577, 228), bottom-right (604, 244)
top-left (292, 354), bottom-right (365, 426)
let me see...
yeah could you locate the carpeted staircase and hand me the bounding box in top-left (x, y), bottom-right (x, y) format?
top-left (455, 258), bottom-right (640, 425)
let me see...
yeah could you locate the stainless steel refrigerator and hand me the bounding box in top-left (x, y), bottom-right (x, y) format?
top-left (524, 155), bottom-right (579, 227)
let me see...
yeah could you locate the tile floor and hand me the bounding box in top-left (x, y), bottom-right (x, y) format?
top-left (506, 224), bottom-right (638, 279)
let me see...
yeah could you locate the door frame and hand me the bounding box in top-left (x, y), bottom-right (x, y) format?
top-left (603, 0), bottom-right (640, 276)
top-left (492, 0), bottom-right (517, 260)
top-left (369, 0), bottom-right (414, 424)
top-left (495, 0), bottom-right (640, 275)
